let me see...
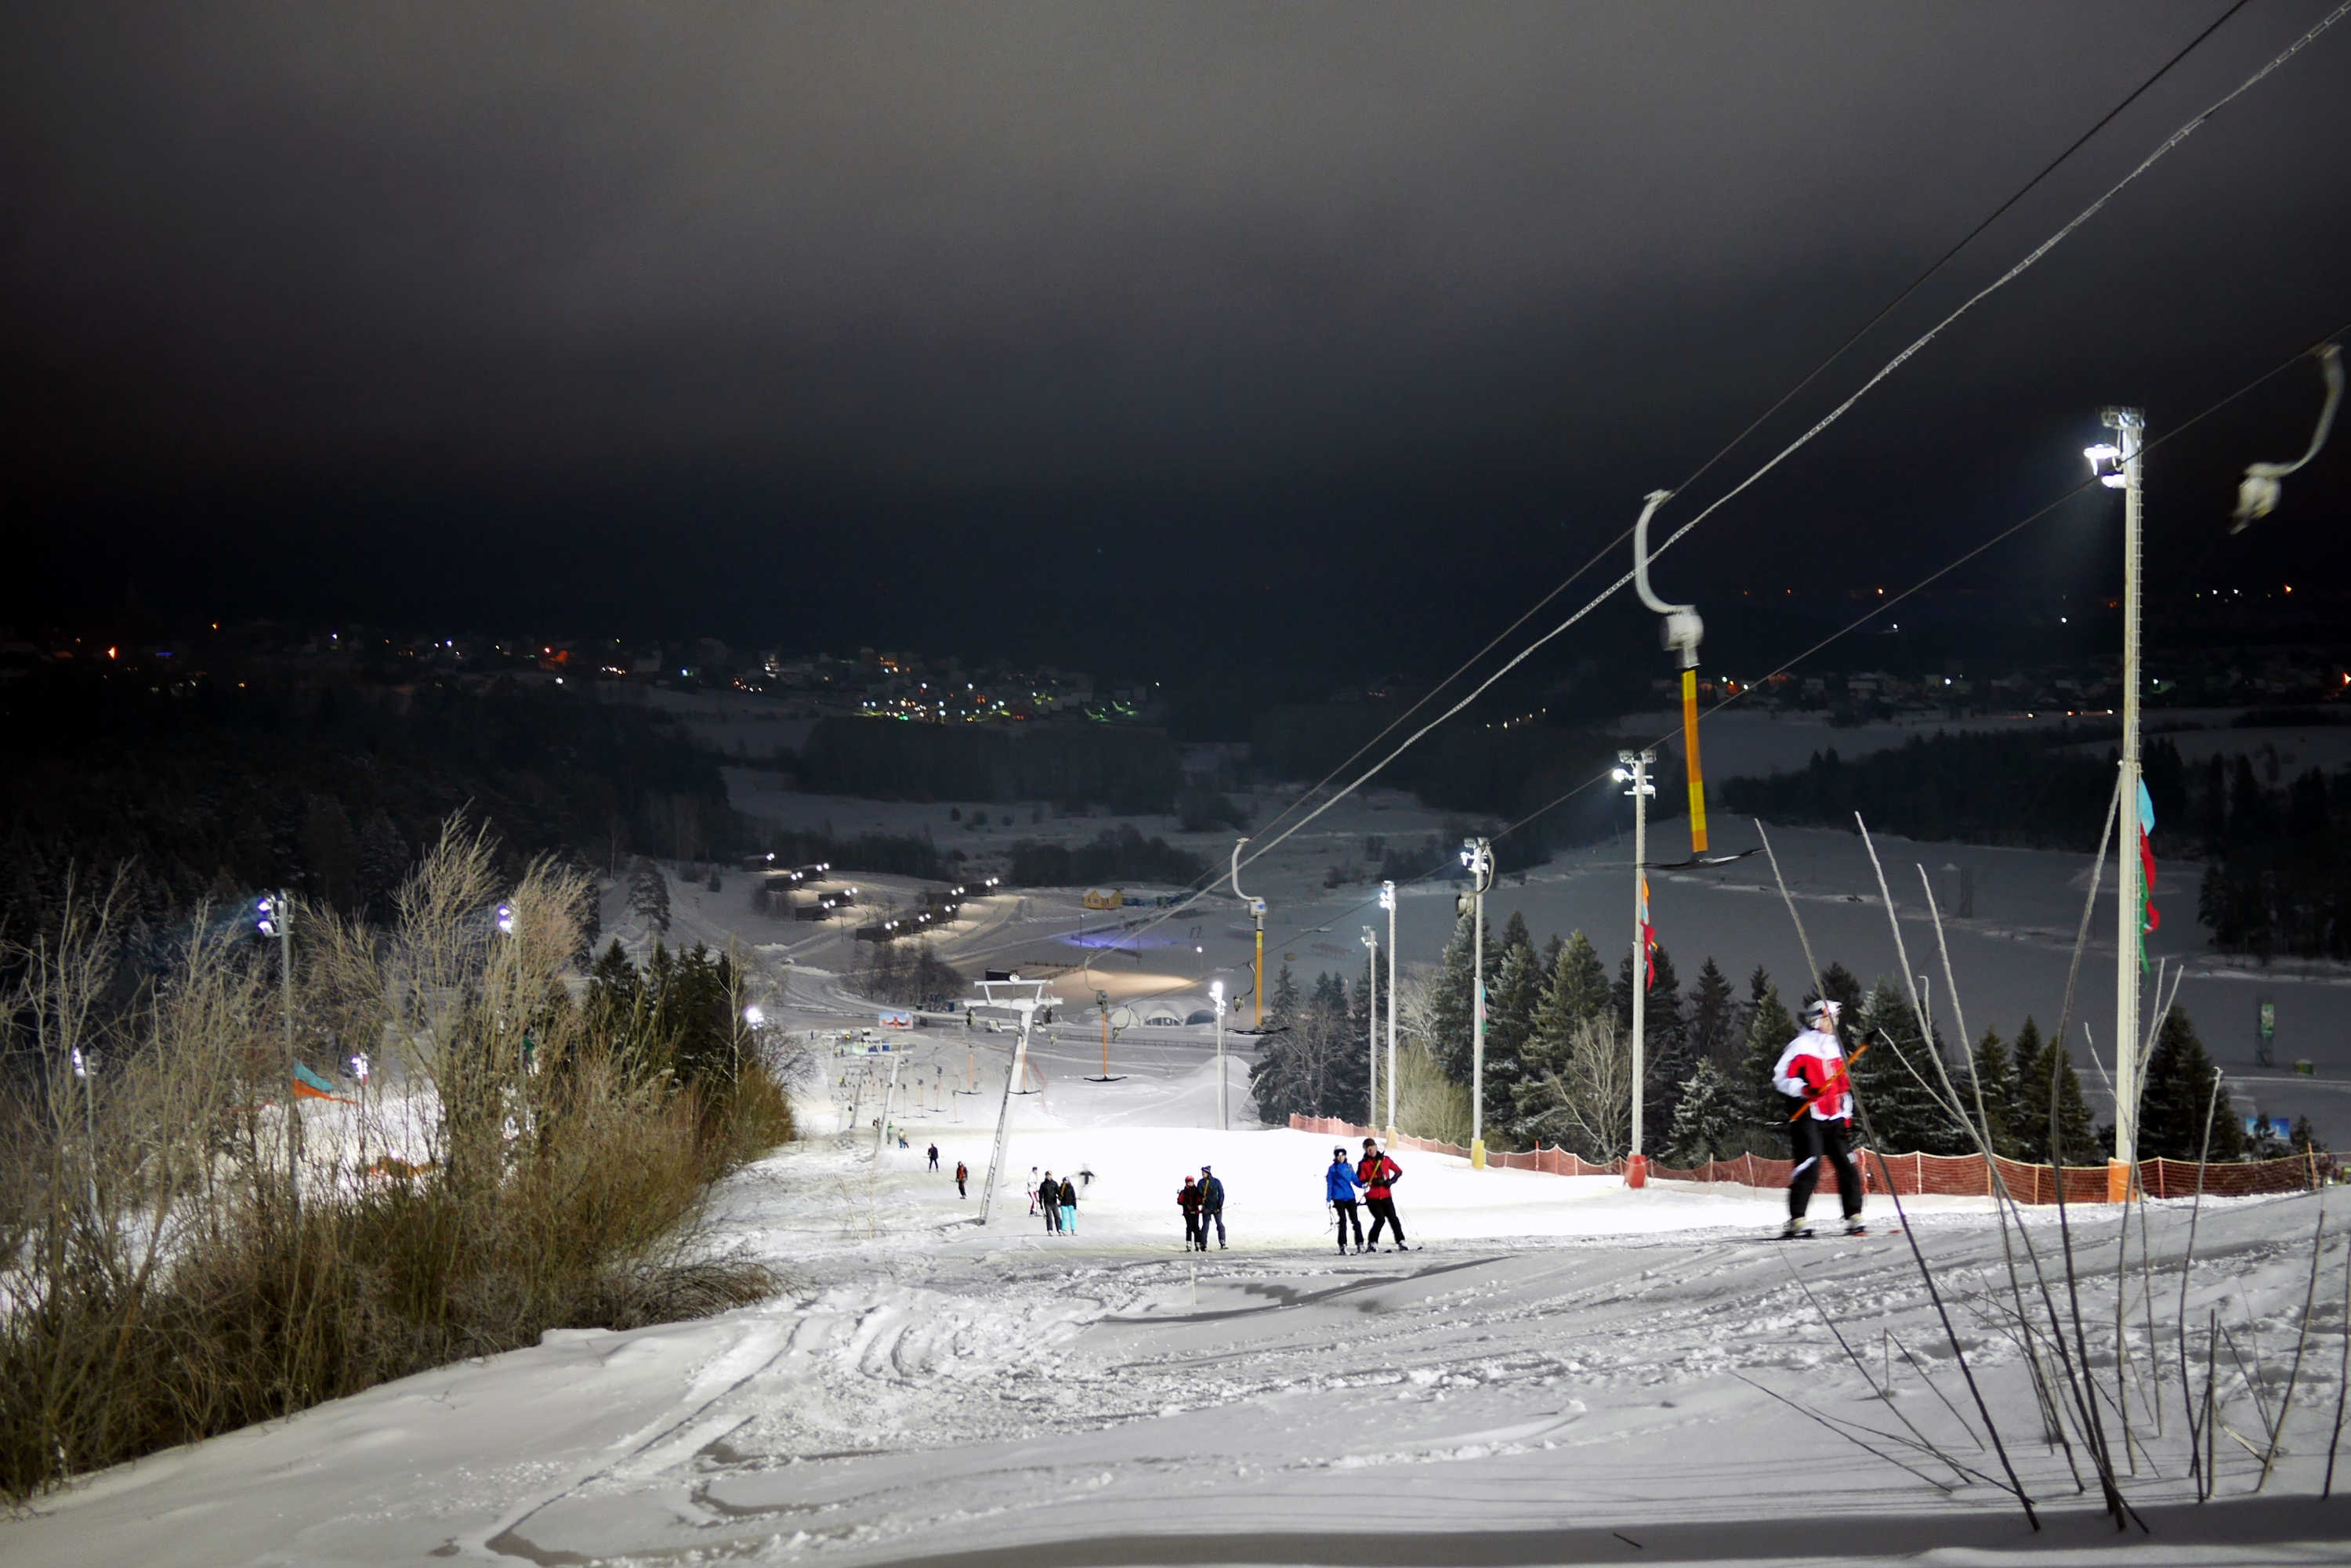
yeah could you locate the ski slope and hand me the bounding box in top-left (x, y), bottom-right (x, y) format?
top-left (6, 1009), bottom-right (2348, 1568)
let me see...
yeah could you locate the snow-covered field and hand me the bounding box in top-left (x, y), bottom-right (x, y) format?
top-left (8, 1005), bottom-right (2349, 1568)
top-left (702, 764), bottom-right (2351, 1146)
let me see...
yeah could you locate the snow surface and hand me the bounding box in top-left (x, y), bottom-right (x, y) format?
top-left (9, 1009), bottom-right (2350, 1567)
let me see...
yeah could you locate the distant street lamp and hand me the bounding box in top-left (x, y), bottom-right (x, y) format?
top-left (1379, 879), bottom-right (1398, 1142)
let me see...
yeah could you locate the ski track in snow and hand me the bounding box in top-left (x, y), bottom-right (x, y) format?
top-left (10, 827), bottom-right (2351, 1566)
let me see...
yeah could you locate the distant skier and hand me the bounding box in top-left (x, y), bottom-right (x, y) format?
top-left (1040, 1170), bottom-right (1062, 1233)
top-left (1325, 1146), bottom-right (1364, 1254)
top-left (1178, 1174), bottom-right (1204, 1250)
top-left (955, 1160), bottom-right (969, 1198)
top-left (1029, 1166), bottom-right (1041, 1216)
top-left (1197, 1164), bottom-right (1226, 1248)
top-left (928, 1143), bottom-right (940, 1171)
top-left (1774, 998), bottom-right (1866, 1238)
top-left (1358, 1138), bottom-right (1407, 1250)
top-left (1057, 1174), bottom-right (1078, 1237)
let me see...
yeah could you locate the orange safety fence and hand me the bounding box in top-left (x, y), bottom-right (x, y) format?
top-left (1288, 1115), bottom-right (2318, 1203)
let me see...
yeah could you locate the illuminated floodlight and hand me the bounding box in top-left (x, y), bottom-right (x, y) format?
top-left (351, 1053), bottom-right (370, 1082)
top-left (494, 902), bottom-right (514, 935)
top-left (743, 1005), bottom-right (766, 1028)
top-left (2084, 443), bottom-right (2127, 490)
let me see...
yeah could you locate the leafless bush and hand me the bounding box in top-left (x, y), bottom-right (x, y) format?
top-left (0, 819), bottom-right (788, 1501)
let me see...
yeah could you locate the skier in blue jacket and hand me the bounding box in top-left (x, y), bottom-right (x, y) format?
top-left (1324, 1147), bottom-right (1364, 1254)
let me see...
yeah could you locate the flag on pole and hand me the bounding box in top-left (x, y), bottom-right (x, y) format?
top-left (2135, 779), bottom-right (2160, 961)
top-left (1639, 874), bottom-right (1657, 988)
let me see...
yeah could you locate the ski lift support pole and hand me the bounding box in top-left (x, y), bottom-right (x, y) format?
top-left (972, 978), bottom-right (1058, 1226)
top-left (1632, 490), bottom-right (1708, 855)
top-left (1232, 838), bottom-right (1266, 1027)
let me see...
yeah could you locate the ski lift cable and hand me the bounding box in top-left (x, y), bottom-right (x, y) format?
top-left (1491, 309), bottom-right (2351, 852)
top-left (1204, 5), bottom-right (2342, 893)
top-left (1197, 0), bottom-right (2351, 893)
top-left (1208, 0), bottom-right (2261, 864)
top-left (930, 5), bottom-right (2346, 980)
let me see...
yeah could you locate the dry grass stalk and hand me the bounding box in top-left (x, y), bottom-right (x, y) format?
top-left (0, 818), bottom-right (788, 1501)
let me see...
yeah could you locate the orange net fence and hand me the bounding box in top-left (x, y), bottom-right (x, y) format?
top-left (1288, 1115), bottom-right (2318, 1203)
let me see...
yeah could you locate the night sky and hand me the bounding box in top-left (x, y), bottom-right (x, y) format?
top-left (6, 3), bottom-right (2349, 672)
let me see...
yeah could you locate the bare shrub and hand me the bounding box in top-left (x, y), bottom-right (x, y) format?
top-left (0, 819), bottom-right (789, 1501)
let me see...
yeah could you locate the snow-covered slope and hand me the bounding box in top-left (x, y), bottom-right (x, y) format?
top-left (7, 1018), bottom-right (2347, 1567)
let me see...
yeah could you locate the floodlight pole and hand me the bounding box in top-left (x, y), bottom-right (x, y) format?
top-left (1212, 980), bottom-right (1228, 1131)
top-left (1462, 838), bottom-right (1493, 1169)
top-left (272, 889), bottom-right (299, 1207)
top-left (1382, 880), bottom-right (1398, 1142)
top-left (2106, 406), bottom-right (2146, 1200)
top-left (1621, 752), bottom-right (1656, 1188)
top-left (1361, 926), bottom-right (1379, 1130)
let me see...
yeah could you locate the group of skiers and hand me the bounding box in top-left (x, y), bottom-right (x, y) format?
top-left (1324, 1138), bottom-right (1408, 1253)
top-left (916, 993), bottom-right (1860, 1250)
top-left (1030, 1167), bottom-right (1082, 1234)
top-left (1175, 1166), bottom-right (1226, 1249)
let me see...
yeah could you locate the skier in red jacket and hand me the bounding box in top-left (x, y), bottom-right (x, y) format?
top-left (1357, 1138), bottom-right (1407, 1251)
top-left (1773, 998), bottom-right (1866, 1237)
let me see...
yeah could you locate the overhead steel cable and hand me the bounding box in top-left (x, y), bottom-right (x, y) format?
top-left (1225, 0), bottom-right (2262, 862)
top-left (1215, 0), bottom-right (2351, 885)
top-left (1492, 310), bottom-right (2351, 852)
top-left (905, 2), bottom-right (2349, 988)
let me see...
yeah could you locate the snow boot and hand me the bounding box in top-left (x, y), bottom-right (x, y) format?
top-left (1780, 1216), bottom-right (1813, 1239)
top-left (1843, 1216), bottom-right (1868, 1237)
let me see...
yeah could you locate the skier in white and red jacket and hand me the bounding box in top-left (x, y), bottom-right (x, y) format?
top-left (1772, 998), bottom-right (1865, 1237)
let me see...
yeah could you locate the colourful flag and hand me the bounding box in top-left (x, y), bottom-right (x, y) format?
top-left (1639, 875), bottom-right (1657, 988)
top-left (2135, 778), bottom-right (2159, 961)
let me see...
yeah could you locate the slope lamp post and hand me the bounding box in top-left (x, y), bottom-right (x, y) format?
top-left (1616, 751), bottom-right (1657, 1188)
top-left (1459, 838), bottom-right (1494, 1169)
top-left (2086, 411), bottom-right (2144, 1204)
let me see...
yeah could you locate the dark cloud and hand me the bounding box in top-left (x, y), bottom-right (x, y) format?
top-left (5, 2), bottom-right (2348, 653)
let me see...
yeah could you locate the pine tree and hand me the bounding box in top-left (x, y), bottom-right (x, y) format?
top-left (1849, 980), bottom-right (1966, 1153)
top-left (1686, 957), bottom-right (1737, 1069)
top-left (1485, 915), bottom-right (1541, 1143)
top-left (2139, 1007), bottom-right (2245, 1161)
top-left (1610, 943), bottom-right (1689, 1154)
top-left (1967, 1028), bottom-right (2023, 1159)
top-left (1665, 1057), bottom-right (1737, 1166)
top-left (1520, 931), bottom-right (1610, 1142)
top-left (628, 858), bottom-right (672, 936)
top-left (1737, 975), bottom-right (1799, 1135)
top-left (1430, 914), bottom-right (1478, 1084)
top-left (2009, 1016), bottom-right (2098, 1164)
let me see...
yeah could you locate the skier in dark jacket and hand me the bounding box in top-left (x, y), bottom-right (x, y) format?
top-left (1358, 1138), bottom-right (1406, 1250)
top-left (1197, 1164), bottom-right (1226, 1248)
top-left (1177, 1175), bottom-right (1204, 1249)
top-left (1057, 1175), bottom-right (1078, 1236)
top-left (1325, 1147), bottom-right (1364, 1253)
top-left (1040, 1170), bottom-right (1061, 1233)
top-left (955, 1160), bottom-right (968, 1197)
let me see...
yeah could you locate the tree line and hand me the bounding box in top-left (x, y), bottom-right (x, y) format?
top-left (1251, 908), bottom-right (2292, 1166)
top-left (1718, 726), bottom-right (2351, 960)
top-left (0, 668), bottom-right (743, 958)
